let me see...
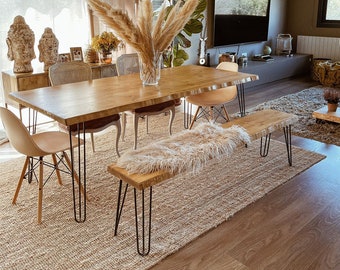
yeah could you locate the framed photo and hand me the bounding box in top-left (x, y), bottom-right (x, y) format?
top-left (58, 53), bottom-right (71, 63)
top-left (70, 47), bottom-right (83, 61)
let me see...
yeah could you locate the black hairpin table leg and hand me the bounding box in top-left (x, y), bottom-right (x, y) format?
top-left (69, 123), bottom-right (86, 223)
top-left (283, 125), bottom-right (293, 166)
top-left (237, 83), bottom-right (246, 117)
top-left (183, 99), bottom-right (192, 129)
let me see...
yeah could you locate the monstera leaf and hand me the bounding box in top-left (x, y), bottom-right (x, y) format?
top-left (163, 0), bottom-right (206, 67)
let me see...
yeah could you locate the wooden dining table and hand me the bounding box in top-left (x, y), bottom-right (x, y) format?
top-left (9, 64), bottom-right (258, 222)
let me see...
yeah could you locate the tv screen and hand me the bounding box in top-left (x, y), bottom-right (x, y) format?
top-left (213, 0), bottom-right (271, 47)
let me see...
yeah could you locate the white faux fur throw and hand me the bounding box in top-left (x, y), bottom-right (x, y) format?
top-left (116, 122), bottom-right (251, 175)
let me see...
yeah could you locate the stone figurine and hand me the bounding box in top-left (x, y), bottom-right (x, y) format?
top-left (38, 27), bottom-right (59, 72)
top-left (6, 15), bottom-right (36, 73)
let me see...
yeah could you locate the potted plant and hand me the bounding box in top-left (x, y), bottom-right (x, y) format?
top-left (162, 0), bottom-right (206, 67)
top-left (91, 31), bottom-right (121, 64)
top-left (324, 88), bottom-right (339, 112)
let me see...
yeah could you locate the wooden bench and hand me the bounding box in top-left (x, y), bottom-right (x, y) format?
top-left (107, 109), bottom-right (298, 256)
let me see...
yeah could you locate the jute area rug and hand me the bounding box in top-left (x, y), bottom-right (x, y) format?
top-left (248, 85), bottom-right (340, 146)
top-left (0, 113), bottom-right (324, 270)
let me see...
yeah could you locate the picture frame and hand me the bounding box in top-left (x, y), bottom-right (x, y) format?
top-left (70, 47), bottom-right (83, 61)
top-left (58, 53), bottom-right (71, 63)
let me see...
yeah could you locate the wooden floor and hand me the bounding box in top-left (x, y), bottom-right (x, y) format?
top-left (151, 76), bottom-right (340, 270)
top-left (2, 75), bottom-right (340, 269)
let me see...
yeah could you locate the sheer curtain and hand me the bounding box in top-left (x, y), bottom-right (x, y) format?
top-left (0, 0), bottom-right (91, 102)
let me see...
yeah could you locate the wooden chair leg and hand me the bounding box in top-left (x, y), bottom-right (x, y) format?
top-left (189, 106), bottom-right (201, 130)
top-left (51, 154), bottom-right (63, 186)
top-left (222, 105), bottom-right (231, 122)
top-left (12, 156), bottom-right (30, 204)
top-left (133, 114), bottom-right (140, 150)
top-left (209, 106), bottom-right (214, 121)
top-left (121, 112), bottom-right (126, 142)
top-left (168, 107), bottom-right (176, 135)
top-left (90, 133), bottom-right (95, 152)
top-left (37, 157), bottom-right (44, 224)
top-left (146, 115), bottom-right (149, 134)
top-left (115, 122), bottom-right (121, 157)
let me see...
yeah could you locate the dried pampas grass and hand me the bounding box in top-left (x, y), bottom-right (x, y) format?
top-left (116, 122), bottom-right (251, 175)
top-left (87, 0), bottom-right (199, 67)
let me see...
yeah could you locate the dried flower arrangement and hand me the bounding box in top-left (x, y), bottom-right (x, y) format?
top-left (324, 88), bottom-right (340, 104)
top-left (91, 31), bottom-right (121, 53)
top-left (87, 0), bottom-right (199, 84)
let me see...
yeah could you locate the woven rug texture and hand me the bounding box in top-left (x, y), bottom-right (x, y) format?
top-left (248, 85), bottom-right (340, 146)
top-left (0, 112), bottom-right (325, 269)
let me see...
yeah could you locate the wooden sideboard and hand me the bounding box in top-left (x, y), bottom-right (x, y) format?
top-left (90, 63), bottom-right (117, 79)
top-left (2, 63), bottom-right (117, 110)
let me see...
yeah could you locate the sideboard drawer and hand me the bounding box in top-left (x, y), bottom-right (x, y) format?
top-left (17, 74), bottom-right (50, 91)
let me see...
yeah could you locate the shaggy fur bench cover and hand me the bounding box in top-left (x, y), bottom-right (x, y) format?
top-left (116, 122), bottom-right (250, 175)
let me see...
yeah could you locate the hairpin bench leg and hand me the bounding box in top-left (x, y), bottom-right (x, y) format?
top-left (283, 125), bottom-right (293, 166)
top-left (114, 180), bottom-right (129, 236)
top-left (237, 83), bottom-right (246, 117)
top-left (260, 133), bottom-right (271, 157)
top-left (134, 187), bottom-right (152, 256)
top-left (183, 99), bottom-right (193, 129)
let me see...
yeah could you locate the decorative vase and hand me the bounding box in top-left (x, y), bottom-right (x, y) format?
top-left (99, 50), bottom-right (113, 64)
top-left (327, 102), bottom-right (338, 112)
top-left (138, 52), bottom-right (162, 86)
top-left (263, 45), bottom-right (272, 55)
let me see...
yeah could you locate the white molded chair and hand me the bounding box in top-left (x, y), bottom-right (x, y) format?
top-left (116, 53), bottom-right (176, 149)
top-left (49, 61), bottom-right (121, 156)
top-left (0, 106), bottom-right (83, 224)
top-left (186, 62), bottom-right (239, 129)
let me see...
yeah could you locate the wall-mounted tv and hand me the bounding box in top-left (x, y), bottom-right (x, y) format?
top-left (213, 0), bottom-right (271, 47)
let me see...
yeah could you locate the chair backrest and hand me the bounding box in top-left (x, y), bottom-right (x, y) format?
top-left (216, 61), bottom-right (239, 72)
top-left (214, 62), bottom-right (239, 99)
top-left (0, 107), bottom-right (47, 157)
top-left (49, 61), bottom-right (92, 86)
top-left (116, 53), bottom-right (140, 76)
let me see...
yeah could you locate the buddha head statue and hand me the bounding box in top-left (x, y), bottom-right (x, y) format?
top-left (6, 15), bottom-right (36, 73)
top-left (38, 27), bottom-right (59, 72)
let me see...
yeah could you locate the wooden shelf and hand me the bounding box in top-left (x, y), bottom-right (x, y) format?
top-left (239, 54), bottom-right (313, 88)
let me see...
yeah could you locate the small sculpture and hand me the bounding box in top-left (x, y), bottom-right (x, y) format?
top-left (6, 15), bottom-right (36, 73)
top-left (38, 27), bottom-right (59, 72)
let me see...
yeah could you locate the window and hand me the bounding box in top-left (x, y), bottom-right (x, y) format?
top-left (0, 0), bottom-right (90, 97)
top-left (317, 0), bottom-right (340, 28)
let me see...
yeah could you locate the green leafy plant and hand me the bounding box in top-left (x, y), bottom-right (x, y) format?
top-left (162, 0), bottom-right (207, 67)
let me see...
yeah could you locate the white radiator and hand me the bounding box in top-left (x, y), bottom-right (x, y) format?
top-left (297, 35), bottom-right (340, 60)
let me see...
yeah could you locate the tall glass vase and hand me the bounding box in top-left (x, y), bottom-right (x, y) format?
top-left (138, 52), bottom-right (162, 86)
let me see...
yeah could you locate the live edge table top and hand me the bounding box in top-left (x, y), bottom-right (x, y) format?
top-left (10, 65), bottom-right (258, 126)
